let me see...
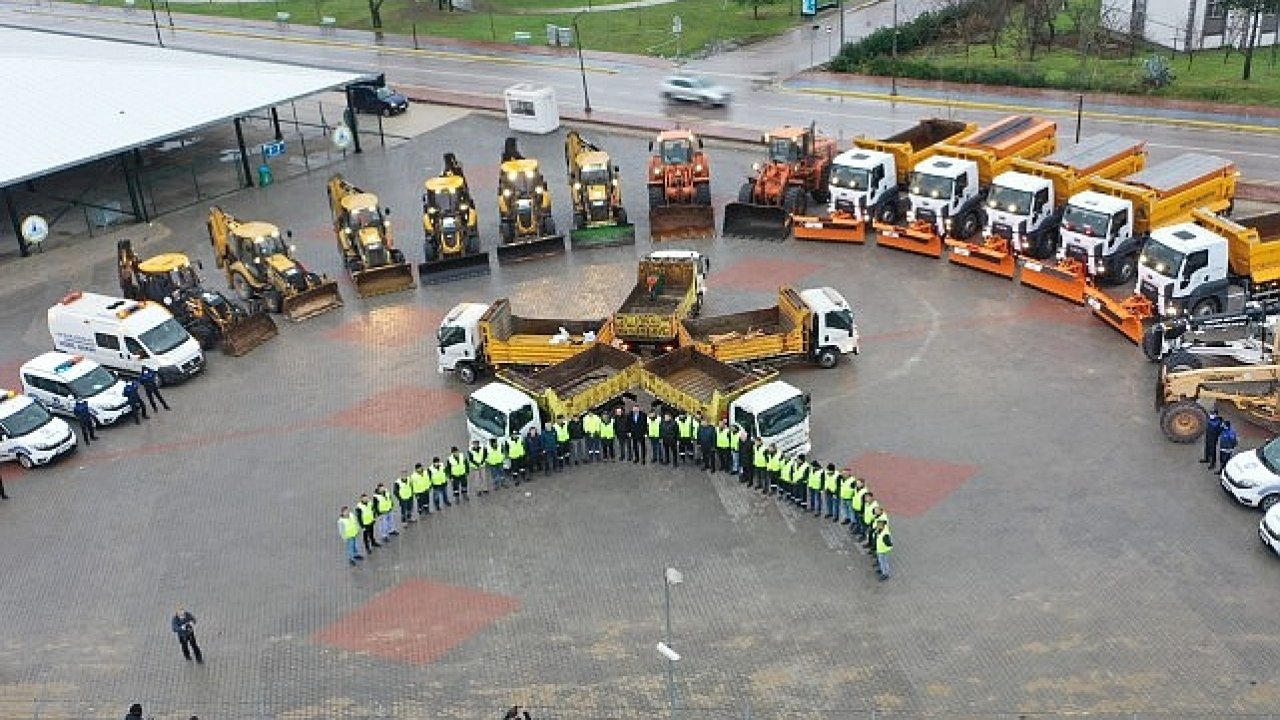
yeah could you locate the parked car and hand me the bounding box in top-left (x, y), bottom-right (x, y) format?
top-left (659, 74), bottom-right (732, 107)
top-left (0, 390), bottom-right (76, 468)
top-left (347, 74), bottom-right (409, 116)
top-left (1220, 436), bottom-right (1280, 510)
top-left (1260, 504), bottom-right (1280, 558)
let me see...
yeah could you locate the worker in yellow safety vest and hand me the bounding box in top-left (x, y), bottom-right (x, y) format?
top-left (583, 410), bottom-right (602, 462)
top-left (874, 519), bottom-right (893, 581)
top-left (599, 411), bottom-right (617, 462)
top-left (429, 457), bottom-right (451, 511)
top-left (485, 438), bottom-right (507, 490)
top-left (646, 413), bottom-right (663, 466)
top-left (410, 462), bottom-right (431, 519)
top-left (790, 455), bottom-right (810, 506)
top-left (839, 471), bottom-right (857, 526)
top-left (715, 421), bottom-right (732, 476)
top-left (765, 445), bottom-right (783, 496)
top-left (394, 472), bottom-right (414, 525)
top-left (507, 433), bottom-right (527, 485)
top-left (750, 437), bottom-right (768, 489)
top-left (338, 506), bottom-right (361, 566)
top-left (676, 413), bottom-right (696, 462)
top-left (806, 459), bottom-right (824, 515)
top-left (373, 482), bottom-right (396, 542)
top-left (850, 477), bottom-right (868, 539)
top-left (468, 441), bottom-right (488, 496)
top-left (822, 463), bottom-right (840, 520)
top-left (355, 493), bottom-right (378, 554)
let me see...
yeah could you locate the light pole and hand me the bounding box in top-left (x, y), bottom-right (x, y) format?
top-left (148, 0), bottom-right (164, 46)
top-left (890, 0), bottom-right (899, 96)
top-left (661, 567), bottom-right (683, 720)
top-left (572, 12), bottom-right (592, 114)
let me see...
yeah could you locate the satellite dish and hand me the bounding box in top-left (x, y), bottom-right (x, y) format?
top-left (21, 215), bottom-right (49, 244)
top-left (333, 124), bottom-right (354, 151)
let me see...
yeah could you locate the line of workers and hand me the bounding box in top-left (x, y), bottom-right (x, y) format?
top-left (337, 402), bottom-right (894, 580)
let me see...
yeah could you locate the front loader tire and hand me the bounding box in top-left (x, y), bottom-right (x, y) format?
top-left (783, 186), bottom-right (806, 214)
top-left (649, 185), bottom-right (665, 210)
top-left (694, 183), bottom-right (711, 206)
top-left (1160, 400), bottom-right (1208, 443)
top-left (738, 183), bottom-right (754, 204)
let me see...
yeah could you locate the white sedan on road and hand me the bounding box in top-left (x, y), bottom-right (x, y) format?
top-left (659, 74), bottom-right (732, 107)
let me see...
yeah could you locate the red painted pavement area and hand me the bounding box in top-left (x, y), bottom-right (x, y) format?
top-left (324, 386), bottom-right (463, 438)
top-left (710, 258), bottom-right (822, 292)
top-left (846, 451), bottom-right (979, 518)
top-left (311, 578), bottom-right (519, 667)
top-left (326, 305), bottom-right (445, 349)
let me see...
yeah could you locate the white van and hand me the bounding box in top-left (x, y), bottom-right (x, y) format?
top-left (20, 352), bottom-right (133, 426)
top-left (47, 291), bottom-right (205, 384)
top-left (0, 390), bottom-right (77, 468)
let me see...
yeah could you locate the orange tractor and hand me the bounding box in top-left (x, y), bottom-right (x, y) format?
top-left (647, 129), bottom-right (715, 242)
top-left (722, 124), bottom-right (836, 240)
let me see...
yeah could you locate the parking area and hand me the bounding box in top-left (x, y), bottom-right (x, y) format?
top-left (1, 112), bottom-right (1278, 719)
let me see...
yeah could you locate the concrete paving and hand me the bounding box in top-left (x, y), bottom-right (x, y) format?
top-left (1, 113), bottom-right (1279, 720)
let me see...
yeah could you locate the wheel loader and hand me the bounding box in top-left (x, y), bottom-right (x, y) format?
top-left (496, 137), bottom-right (565, 264)
top-left (419, 152), bottom-right (491, 284)
top-left (207, 206), bottom-right (343, 322)
top-left (117, 239), bottom-right (278, 356)
top-left (722, 124), bottom-right (836, 240)
top-left (563, 129), bottom-right (634, 248)
top-left (327, 174), bottom-right (417, 298)
top-left (647, 129), bottom-right (715, 242)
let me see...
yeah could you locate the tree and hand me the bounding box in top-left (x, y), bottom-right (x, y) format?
top-left (986, 0), bottom-right (1013, 57)
top-left (1222, 0), bottom-right (1280, 79)
top-left (733, 0), bottom-right (779, 20)
top-left (368, 0), bottom-right (384, 33)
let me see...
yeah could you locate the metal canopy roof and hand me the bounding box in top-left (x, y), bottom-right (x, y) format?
top-left (0, 27), bottom-right (368, 188)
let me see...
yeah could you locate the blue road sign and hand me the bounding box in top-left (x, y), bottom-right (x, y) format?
top-left (261, 140), bottom-right (286, 158)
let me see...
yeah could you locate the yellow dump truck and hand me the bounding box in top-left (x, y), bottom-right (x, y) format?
top-left (436, 299), bottom-right (608, 384)
top-left (945, 134), bottom-right (1147, 279)
top-left (498, 344), bottom-right (642, 420)
top-left (1021, 153), bottom-right (1237, 303)
top-left (611, 250), bottom-right (709, 351)
top-left (678, 287), bottom-right (859, 369)
top-left (874, 115), bottom-right (1058, 259)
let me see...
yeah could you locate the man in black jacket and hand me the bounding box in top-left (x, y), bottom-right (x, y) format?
top-left (660, 411), bottom-right (679, 467)
top-left (171, 607), bottom-right (204, 663)
top-left (627, 404), bottom-right (647, 464)
top-left (697, 415), bottom-right (717, 473)
top-left (568, 415), bottom-right (585, 466)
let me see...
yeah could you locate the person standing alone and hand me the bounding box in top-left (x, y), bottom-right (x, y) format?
top-left (171, 607), bottom-right (204, 663)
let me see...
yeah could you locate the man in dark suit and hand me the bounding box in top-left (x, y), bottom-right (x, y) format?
top-left (627, 403), bottom-right (647, 464)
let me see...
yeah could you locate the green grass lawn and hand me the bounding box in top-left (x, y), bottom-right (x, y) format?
top-left (101, 0), bottom-right (800, 56)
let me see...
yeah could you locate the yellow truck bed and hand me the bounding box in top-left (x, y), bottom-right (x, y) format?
top-left (498, 344), bottom-right (642, 419)
top-left (1193, 209), bottom-right (1280, 284)
top-left (640, 348), bottom-right (776, 422)
top-left (934, 115), bottom-right (1058, 186)
top-left (614, 257), bottom-right (699, 342)
top-left (679, 287), bottom-right (810, 364)
top-left (854, 118), bottom-right (976, 185)
top-left (479, 298), bottom-right (606, 368)
top-left (1088, 154), bottom-right (1237, 236)
top-left (1009, 134), bottom-right (1147, 203)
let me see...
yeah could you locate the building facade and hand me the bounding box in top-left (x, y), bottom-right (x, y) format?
top-left (1102, 0), bottom-right (1279, 51)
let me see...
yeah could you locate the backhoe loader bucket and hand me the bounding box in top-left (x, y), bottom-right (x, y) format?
top-left (649, 206), bottom-right (716, 242)
top-left (496, 235), bottom-right (566, 264)
top-left (282, 279), bottom-right (344, 322)
top-left (570, 222), bottom-right (636, 249)
top-left (221, 310), bottom-right (279, 357)
top-left (351, 262), bottom-right (417, 299)
top-left (1084, 288), bottom-right (1152, 344)
top-left (947, 238), bottom-right (1016, 279)
top-left (417, 252), bottom-right (492, 285)
top-left (1019, 258), bottom-right (1087, 305)
top-left (792, 213), bottom-right (866, 243)
top-left (721, 203), bottom-right (791, 240)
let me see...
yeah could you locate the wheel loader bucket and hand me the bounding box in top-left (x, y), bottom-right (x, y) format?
top-left (282, 279), bottom-right (343, 322)
top-left (792, 213), bottom-right (866, 243)
top-left (496, 234), bottom-right (566, 264)
top-left (417, 252), bottom-right (492, 285)
top-left (1084, 288), bottom-right (1152, 344)
top-left (1018, 258), bottom-right (1086, 305)
top-left (650, 206), bottom-right (716, 242)
top-left (220, 310), bottom-right (279, 357)
top-left (351, 262), bottom-right (417, 299)
top-left (947, 238), bottom-right (1015, 279)
top-left (570, 222), bottom-right (636, 249)
top-left (721, 203), bottom-right (792, 240)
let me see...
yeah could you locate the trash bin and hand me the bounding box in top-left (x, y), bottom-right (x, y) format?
top-left (556, 26), bottom-right (574, 47)
top-left (546, 23), bottom-right (559, 46)
top-left (258, 164), bottom-right (273, 187)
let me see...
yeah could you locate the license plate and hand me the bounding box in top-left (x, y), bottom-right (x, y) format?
top-left (1024, 261), bottom-right (1042, 272)
top-left (952, 247), bottom-right (970, 256)
top-left (1086, 297), bottom-right (1102, 311)
top-left (882, 230), bottom-right (898, 238)
top-left (803, 222), bottom-right (822, 229)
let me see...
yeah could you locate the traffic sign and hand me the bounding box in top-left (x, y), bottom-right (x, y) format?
top-left (672, 14), bottom-right (681, 35)
top-left (801, 0), bottom-right (816, 17)
top-left (261, 140), bottom-right (285, 158)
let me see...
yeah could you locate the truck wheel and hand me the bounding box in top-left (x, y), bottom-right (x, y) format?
top-left (649, 185), bottom-right (666, 210)
top-left (738, 183), bottom-right (754, 204)
top-left (816, 348), bottom-right (839, 369)
top-left (956, 212), bottom-right (980, 240)
top-left (1030, 229), bottom-right (1058, 260)
top-left (783, 186), bottom-right (807, 214)
top-left (1106, 254), bottom-right (1137, 287)
top-left (1140, 326), bottom-right (1165, 363)
top-left (694, 183), bottom-right (711, 206)
top-left (1159, 400), bottom-right (1208, 443)
top-left (1190, 297), bottom-right (1220, 318)
top-left (1262, 494), bottom-right (1279, 511)
top-left (17, 453), bottom-right (33, 469)
top-left (1162, 351), bottom-right (1204, 373)
top-left (457, 363), bottom-right (478, 385)
top-left (875, 202), bottom-right (898, 225)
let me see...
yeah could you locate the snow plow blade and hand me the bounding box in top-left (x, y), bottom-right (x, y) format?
top-left (650, 206), bottom-right (716, 242)
top-left (721, 203), bottom-right (791, 240)
top-left (570, 222), bottom-right (636, 249)
top-left (1018, 258), bottom-right (1087, 305)
top-left (351, 262), bottom-right (417, 298)
top-left (792, 213), bottom-right (867, 243)
top-left (1085, 288), bottom-right (1152, 344)
top-left (282, 279), bottom-right (344, 322)
top-left (220, 310), bottom-right (279, 357)
top-left (872, 221), bottom-right (943, 258)
top-left (947, 238), bottom-right (1016, 279)
top-left (418, 252), bottom-right (491, 284)
top-left (496, 235), bottom-right (566, 264)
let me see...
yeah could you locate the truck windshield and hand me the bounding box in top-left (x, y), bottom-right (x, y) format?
top-left (825, 309), bottom-right (854, 332)
top-left (1062, 205), bottom-right (1110, 236)
top-left (987, 185), bottom-right (1033, 215)
top-left (437, 325), bottom-right (466, 348)
top-left (375, 87), bottom-right (396, 100)
top-left (757, 396), bottom-right (806, 438)
top-left (1, 401), bottom-right (53, 437)
top-left (831, 166), bottom-right (870, 191)
top-left (909, 173), bottom-right (953, 200)
top-left (661, 141), bottom-right (691, 164)
top-left (580, 167), bottom-right (610, 185)
top-left (66, 366), bottom-right (117, 398)
top-left (1259, 437), bottom-right (1280, 475)
top-left (253, 234), bottom-right (287, 256)
top-left (467, 397), bottom-right (507, 438)
top-left (348, 207), bottom-right (383, 231)
top-left (1139, 240), bottom-right (1185, 277)
top-left (768, 139), bottom-right (800, 164)
top-left (139, 318), bottom-right (190, 356)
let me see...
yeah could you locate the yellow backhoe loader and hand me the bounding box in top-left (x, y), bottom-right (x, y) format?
top-left (420, 152), bottom-right (490, 283)
top-left (496, 137), bottom-right (565, 263)
top-left (327, 173), bottom-right (417, 298)
top-left (564, 129), bottom-right (634, 248)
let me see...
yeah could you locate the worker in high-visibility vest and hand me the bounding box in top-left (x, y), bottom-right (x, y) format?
top-left (750, 437), bottom-right (768, 489)
top-left (873, 519), bottom-right (893, 580)
top-left (765, 445), bottom-right (783, 495)
top-left (429, 458), bottom-right (451, 511)
top-left (410, 462), bottom-right (431, 519)
top-left (839, 471), bottom-right (857, 525)
top-left (822, 463), bottom-right (840, 520)
top-left (583, 410), bottom-right (602, 463)
top-left (806, 459), bottom-right (824, 515)
top-left (394, 472), bottom-right (414, 525)
top-left (599, 410), bottom-right (618, 462)
top-left (728, 424), bottom-right (743, 476)
top-left (468, 441), bottom-right (487, 496)
top-left (676, 413), bottom-right (696, 462)
top-left (448, 447), bottom-right (470, 502)
top-left (715, 420), bottom-right (732, 475)
top-left (850, 477), bottom-right (868, 538)
top-left (554, 417), bottom-right (573, 469)
top-left (646, 412), bottom-right (663, 466)
top-left (485, 438), bottom-right (507, 490)
top-left (338, 506), bottom-right (361, 566)
top-left (790, 455), bottom-right (810, 506)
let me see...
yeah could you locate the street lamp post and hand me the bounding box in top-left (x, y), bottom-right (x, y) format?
top-left (662, 567), bottom-right (683, 720)
top-left (572, 13), bottom-right (592, 114)
top-left (148, 0), bottom-right (164, 46)
top-left (890, 0), bottom-right (899, 97)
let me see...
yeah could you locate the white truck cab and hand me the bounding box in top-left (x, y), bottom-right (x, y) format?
top-left (906, 156), bottom-right (983, 239)
top-left (828, 148), bottom-right (899, 224)
top-left (465, 382), bottom-right (544, 445)
top-left (799, 287), bottom-right (860, 364)
top-left (20, 352), bottom-right (133, 426)
top-left (0, 390), bottom-right (77, 468)
top-left (437, 302), bottom-right (490, 382)
top-left (47, 291), bottom-right (205, 384)
top-left (730, 380), bottom-right (812, 456)
top-left (984, 171), bottom-right (1056, 258)
top-left (1058, 191), bottom-right (1134, 280)
top-left (1133, 222), bottom-right (1230, 318)
top-left (1222, 437), bottom-right (1280, 511)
